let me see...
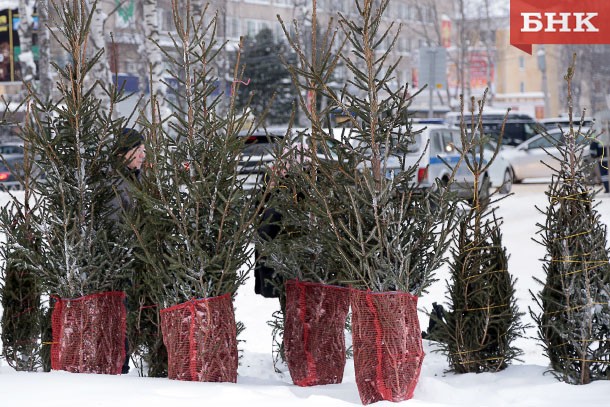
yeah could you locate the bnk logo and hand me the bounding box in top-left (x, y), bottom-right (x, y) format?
top-left (521, 13), bottom-right (599, 33)
top-left (510, 0), bottom-right (610, 54)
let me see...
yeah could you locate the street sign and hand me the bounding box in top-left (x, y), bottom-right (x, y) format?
top-left (418, 47), bottom-right (447, 89)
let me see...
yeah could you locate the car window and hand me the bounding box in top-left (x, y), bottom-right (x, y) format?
top-left (404, 134), bottom-right (422, 153)
top-left (430, 132), bottom-right (443, 155)
top-left (0, 158), bottom-right (23, 173)
top-left (241, 136), bottom-right (282, 156)
top-left (524, 122), bottom-right (538, 139)
top-left (527, 133), bottom-right (560, 149)
top-left (0, 145), bottom-right (23, 155)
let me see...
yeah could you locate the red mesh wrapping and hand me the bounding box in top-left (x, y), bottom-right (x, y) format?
top-left (51, 291), bottom-right (126, 375)
top-left (284, 280), bottom-right (350, 386)
top-left (351, 289), bottom-right (424, 405)
top-left (160, 293), bottom-right (238, 382)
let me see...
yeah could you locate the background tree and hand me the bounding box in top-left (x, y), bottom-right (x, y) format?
top-left (141, 0), bottom-right (170, 120)
top-left (236, 27), bottom-right (296, 125)
top-left (429, 95), bottom-right (525, 373)
top-left (531, 58), bottom-right (610, 385)
top-left (37, 0), bottom-right (52, 102)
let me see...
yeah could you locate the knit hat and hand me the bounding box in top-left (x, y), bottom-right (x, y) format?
top-left (116, 128), bottom-right (144, 155)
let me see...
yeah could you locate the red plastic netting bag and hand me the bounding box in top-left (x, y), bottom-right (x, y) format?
top-left (51, 291), bottom-right (126, 375)
top-left (284, 280), bottom-right (350, 386)
top-left (351, 289), bottom-right (424, 405)
top-left (160, 293), bottom-right (238, 382)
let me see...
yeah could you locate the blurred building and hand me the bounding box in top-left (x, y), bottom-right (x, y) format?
top-left (2, 0), bottom-right (456, 119)
top-left (494, 28), bottom-right (562, 119)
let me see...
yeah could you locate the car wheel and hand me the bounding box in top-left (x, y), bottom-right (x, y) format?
top-left (499, 168), bottom-right (513, 194)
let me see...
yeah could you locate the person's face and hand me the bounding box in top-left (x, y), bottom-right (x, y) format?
top-left (124, 144), bottom-right (145, 170)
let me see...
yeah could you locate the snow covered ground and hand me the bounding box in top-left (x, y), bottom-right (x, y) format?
top-left (2, 182), bottom-right (610, 406)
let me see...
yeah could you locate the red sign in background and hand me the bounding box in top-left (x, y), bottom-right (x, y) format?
top-left (511, 0), bottom-right (610, 54)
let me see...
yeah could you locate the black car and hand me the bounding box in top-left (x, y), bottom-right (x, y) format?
top-left (237, 127), bottom-right (287, 188)
top-left (446, 112), bottom-right (545, 147)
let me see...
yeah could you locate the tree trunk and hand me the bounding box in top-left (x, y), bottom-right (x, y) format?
top-left (84, 0), bottom-right (112, 114)
top-left (143, 0), bottom-right (169, 120)
top-left (37, 0), bottom-right (51, 101)
top-left (17, 0), bottom-right (37, 88)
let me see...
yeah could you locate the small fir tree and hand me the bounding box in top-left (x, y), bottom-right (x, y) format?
top-left (531, 58), bottom-right (610, 385)
top-left (18, 0), bottom-right (134, 298)
top-left (254, 9), bottom-right (353, 366)
top-left (124, 1), bottom-right (259, 308)
top-left (0, 121), bottom-right (46, 371)
top-left (273, 0), bottom-right (460, 295)
top-left (258, 11), bottom-right (349, 288)
top-left (429, 95), bottom-right (526, 373)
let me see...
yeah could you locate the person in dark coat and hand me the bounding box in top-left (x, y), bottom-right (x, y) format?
top-left (110, 127), bottom-right (145, 374)
top-left (254, 142), bottom-right (309, 299)
top-left (110, 128), bottom-right (146, 219)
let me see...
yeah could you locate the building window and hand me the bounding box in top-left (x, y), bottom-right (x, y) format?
top-left (520, 81), bottom-right (525, 93)
top-left (519, 56), bottom-right (525, 70)
top-left (225, 17), bottom-right (240, 39)
top-left (246, 19), bottom-right (271, 37)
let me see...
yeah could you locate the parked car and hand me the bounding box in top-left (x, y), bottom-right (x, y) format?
top-left (0, 142), bottom-right (24, 155)
top-left (384, 123), bottom-right (491, 201)
top-left (540, 116), bottom-right (594, 130)
top-left (499, 127), bottom-right (592, 183)
top-left (445, 111), bottom-right (545, 147)
top-left (480, 141), bottom-right (513, 194)
top-left (237, 127), bottom-right (287, 188)
top-left (0, 154), bottom-right (25, 191)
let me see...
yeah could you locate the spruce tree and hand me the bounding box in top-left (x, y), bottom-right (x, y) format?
top-left (257, 10), bottom-right (349, 287)
top-left (236, 27), bottom-right (297, 124)
top-left (123, 1), bottom-right (258, 309)
top-left (531, 58), bottom-right (610, 384)
top-left (272, 0), bottom-right (459, 295)
top-left (0, 128), bottom-right (46, 371)
top-left (18, 0), bottom-right (134, 298)
top-left (429, 96), bottom-right (525, 373)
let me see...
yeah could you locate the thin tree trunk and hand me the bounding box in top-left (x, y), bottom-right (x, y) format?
top-left (38, 0), bottom-right (51, 101)
top-left (17, 0), bottom-right (37, 88)
top-left (84, 0), bottom-right (112, 114)
top-left (143, 0), bottom-right (169, 120)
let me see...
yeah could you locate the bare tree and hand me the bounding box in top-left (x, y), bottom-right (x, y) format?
top-left (84, 0), bottom-right (113, 114)
top-left (37, 0), bottom-right (52, 101)
top-left (17, 0), bottom-right (38, 88)
top-left (142, 0), bottom-right (170, 119)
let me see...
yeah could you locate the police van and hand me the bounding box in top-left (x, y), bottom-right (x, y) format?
top-left (384, 123), bottom-right (490, 201)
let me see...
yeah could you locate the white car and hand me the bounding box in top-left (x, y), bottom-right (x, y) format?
top-left (480, 142), bottom-right (513, 194)
top-left (384, 124), bottom-right (491, 200)
top-left (499, 127), bottom-right (591, 183)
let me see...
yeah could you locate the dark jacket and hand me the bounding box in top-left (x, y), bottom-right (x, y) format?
top-left (109, 168), bottom-right (140, 222)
